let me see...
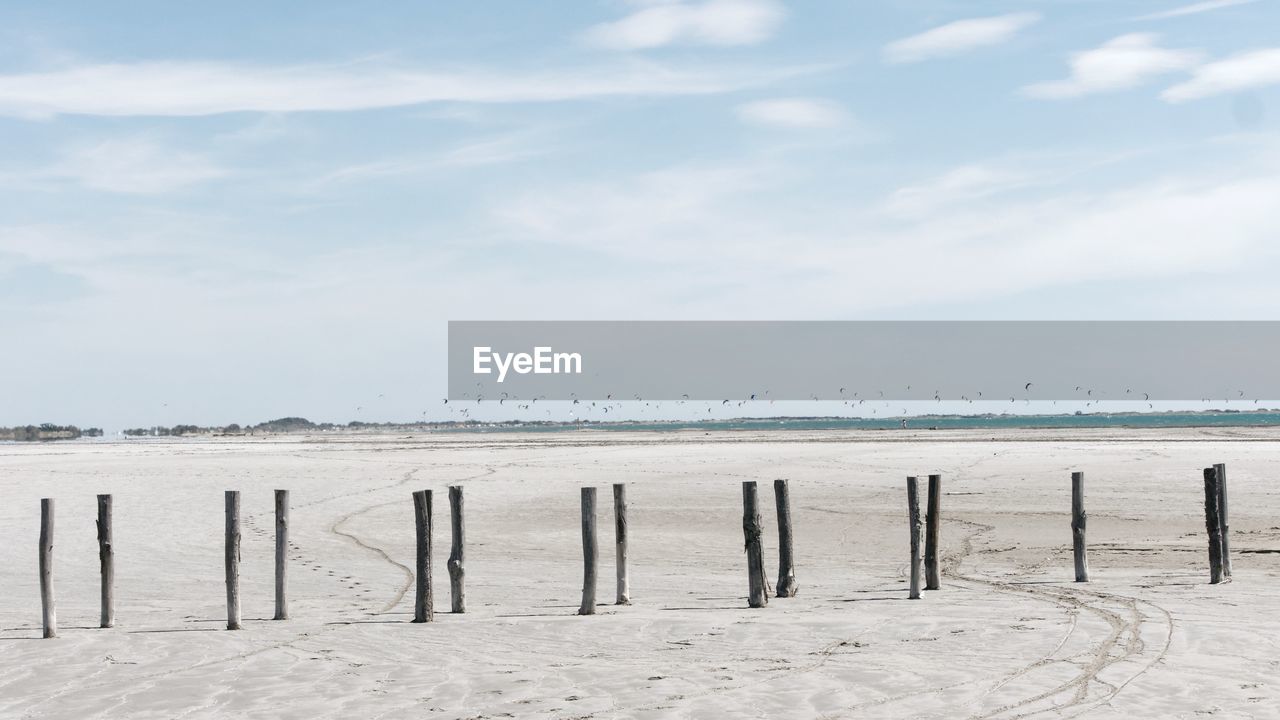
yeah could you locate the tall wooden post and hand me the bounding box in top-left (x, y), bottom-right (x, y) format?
top-left (1204, 467), bottom-right (1224, 584)
top-left (1071, 472), bottom-right (1089, 582)
top-left (925, 474), bottom-right (942, 591)
top-left (413, 490), bottom-right (434, 623)
top-left (1214, 462), bottom-right (1230, 579)
top-left (907, 477), bottom-right (922, 599)
top-left (447, 485), bottom-right (465, 613)
top-left (773, 479), bottom-right (798, 598)
top-left (274, 489), bottom-right (289, 620)
top-left (743, 481), bottom-right (768, 608)
top-left (225, 491), bottom-right (241, 630)
top-left (579, 487), bottom-right (598, 615)
top-left (97, 494), bottom-right (114, 628)
top-left (39, 498), bottom-right (56, 638)
top-left (613, 483), bottom-right (630, 605)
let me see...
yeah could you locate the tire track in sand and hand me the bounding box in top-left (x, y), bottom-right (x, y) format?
top-left (943, 518), bottom-right (1175, 719)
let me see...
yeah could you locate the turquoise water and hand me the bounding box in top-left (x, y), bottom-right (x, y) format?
top-left (448, 412), bottom-right (1280, 433)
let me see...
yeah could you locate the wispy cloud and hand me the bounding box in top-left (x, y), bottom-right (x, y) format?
top-left (1024, 34), bottom-right (1202, 99)
top-left (884, 164), bottom-right (1036, 217)
top-left (0, 137), bottom-right (227, 194)
top-left (1136, 0), bottom-right (1258, 20)
top-left (0, 59), bottom-right (769, 118)
top-left (583, 0), bottom-right (785, 50)
top-left (883, 13), bottom-right (1039, 64)
top-left (494, 151), bottom-right (1280, 315)
top-left (1163, 48), bottom-right (1280, 101)
top-left (43, 137), bottom-right (228, 193)
top-left (736, 97), bottom-right (847, 128)
top-left (302, 132), bottom-right (555, 191)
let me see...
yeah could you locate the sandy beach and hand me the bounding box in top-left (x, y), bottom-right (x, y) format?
top-left (2, 427), bottom-right (1278, 719)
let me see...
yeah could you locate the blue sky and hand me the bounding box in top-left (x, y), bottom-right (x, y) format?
top-left (2, 0), bottom-right (1279, 429)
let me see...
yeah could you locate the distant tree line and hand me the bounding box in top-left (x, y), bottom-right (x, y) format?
top-left (121, 417), bottom-right (344, 437)
top-left (1, 424), bottom-right (103, 441)
top-left (7, 416), bottom-right (593, 442)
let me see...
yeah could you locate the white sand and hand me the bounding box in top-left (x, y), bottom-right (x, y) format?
top-left (2, 427), bottom-right (1278, 719)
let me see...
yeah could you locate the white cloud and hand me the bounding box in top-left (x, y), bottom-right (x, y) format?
top-left (47, 137), bottom-right (227, 194)
top-left (1162, 48), bottom-right (1280, 101)
top-left (885, 164), bottom-right (1035, 216)
top-left (583, 0), bottom-right (785, 50)
top-left (301, 132), bottom-right (554, 191)
top-left (883, 13), bottom-right (1039, 64)
top-left (1136, 0), bottom-right (1258, 20)
top-left (491, 145), bottom-right (1280, 317)
top-left (0, 59), bottom-right (767, 118)
top-left (1024, 34), bottom-right (1202, 99)
top-left (736, 97), bottom-right (847, 128)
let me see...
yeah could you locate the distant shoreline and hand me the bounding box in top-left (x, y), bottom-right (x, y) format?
top-left (8, 409), bottom-right (1280, 442)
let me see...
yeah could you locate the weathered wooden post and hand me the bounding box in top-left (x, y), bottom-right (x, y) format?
top-left (274, 489), bottom-right (289, 620)
top-left (579, 487), bottom-right (598, 615)
top-left (412, 490), bottom-right (434, 623)
top-left (774, 478), bottom-right (798, 597)
top-left (1071, 472), bottom-right (1089, 582)
top-left (1214, 462), bottom-right (1231, 579)
top-left (907, 477), bottom-right (922, 599)
top-left (613, 483), bottom-right (630, 605)
top-left (39, 498), bottom-right (56, 638)
top-left (225, 490), bottom-right (241, 630)
top-left (925, 474), bottom-right (942, 590)
top-left (1204, 467), bottom-right (1224, 584)
top-left (97, 494), bottom-right (114, 628)
top-left (447, 485), bottom-right (465, 613)
top-left (742, 481), bottom-right (768, 608)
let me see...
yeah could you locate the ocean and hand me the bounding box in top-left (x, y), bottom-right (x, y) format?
top-left (449, 412), bottom-right (1280, 433)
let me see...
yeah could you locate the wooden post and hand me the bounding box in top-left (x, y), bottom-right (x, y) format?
top-left (1071, 472), bottom-right (1089, 582)
top-left (1214, 462), bottom-right (1231, 579)
top-left (613, 483), bottom-right (630, 605)
top-left (447, 485), bottom-right (465, 613)
top-left (274, 489), bottom-right (289, 620)
top-left (39, 498), bottom-right (56, 638)
top-left (925, 474), bottom-right (942, 591)
top-left (1204, 467), bottom-right (1224, 584)
top-left (579, 487), bottom-right (598, 615)
top-left (413, 490), bottom-right (434, 623)
top-left (97, 494), bottom-right (114, 628)
top-left (907, 477), bottom-right (922, 599)
top-left (774, 478), bottom-right (798, 597)
top-left (742, 481), bottom-right (768, 608)
top-left (225, 490), bottom-right (241, 630)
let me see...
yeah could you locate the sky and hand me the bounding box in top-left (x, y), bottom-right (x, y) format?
top-left (2, 0), bottom-right (1279, 430)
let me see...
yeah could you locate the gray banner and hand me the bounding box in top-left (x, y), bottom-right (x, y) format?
top-left (447, 321), bottom-right (1280, 402)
